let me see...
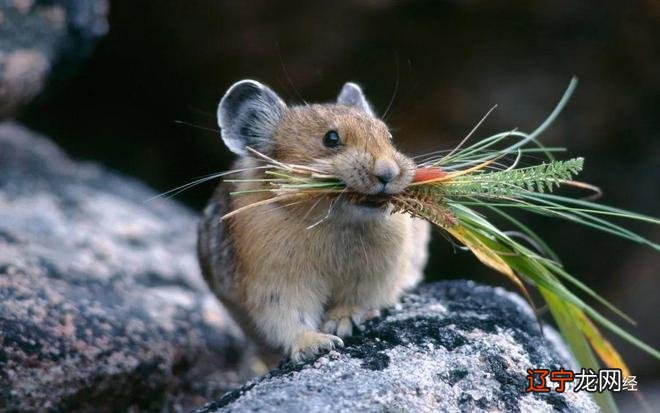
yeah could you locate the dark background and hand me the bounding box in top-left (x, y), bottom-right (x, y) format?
top-left (20, 0), bottom-right (659, 384)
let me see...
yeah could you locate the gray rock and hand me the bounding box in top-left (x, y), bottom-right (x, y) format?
top-left (0, 0), bottom-right (108, 117)
top-left (0, 122), bottom-right (245, 412)
top-left (196, 281), bottom-right (598, 413)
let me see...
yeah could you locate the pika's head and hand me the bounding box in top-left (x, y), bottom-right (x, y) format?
top-left (218, 80), bottom-right (414, 201)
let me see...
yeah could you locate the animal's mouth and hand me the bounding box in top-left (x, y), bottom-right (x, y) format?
top-left (345, 193), bottom-right (392, 209)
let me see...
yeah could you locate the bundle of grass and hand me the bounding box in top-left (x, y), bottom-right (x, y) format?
top-left (159, 78), bottom-right (659, 411)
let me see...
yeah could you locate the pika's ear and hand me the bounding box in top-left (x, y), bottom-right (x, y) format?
top-left (337, 82), bottom-right (374, 116)
top-left (217, 80), bottom-right (286, 156)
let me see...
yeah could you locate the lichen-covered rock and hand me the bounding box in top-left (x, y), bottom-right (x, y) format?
top-left (0, 0), bottom-right (109, 117)
top-left (196, 281), bottom-right (598, 413)
top-left (0, 122), bottom-right (245, 411)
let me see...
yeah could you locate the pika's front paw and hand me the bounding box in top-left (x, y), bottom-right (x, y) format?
top-left (322, 306), bottom-right (381, 337)
top-left (290, 331), bottom-right (343, 362)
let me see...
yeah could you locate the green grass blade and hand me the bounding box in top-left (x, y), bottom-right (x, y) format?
top-left (540, 288), bottom-right (619, 413)
top-left (449, 204), bottom-right (659, 361)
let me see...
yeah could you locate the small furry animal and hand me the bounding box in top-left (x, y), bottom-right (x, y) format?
top-left (198, 79), bottom-right (430, 364)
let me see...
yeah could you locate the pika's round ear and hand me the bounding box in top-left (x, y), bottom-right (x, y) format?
top-left (337, 82), bottom-right (374, 117)
top-left (217, 80), bottom-right (286, 156)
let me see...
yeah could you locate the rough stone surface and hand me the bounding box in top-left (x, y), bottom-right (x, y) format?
top-left (0, 122), bottom-right (245, 412)
top-left (196, 281), bottom-right (598, 413)
top-left (0, 0), bottom-right (108, 116)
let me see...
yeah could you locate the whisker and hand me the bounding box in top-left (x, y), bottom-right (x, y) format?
top-left (277, 46), bottom-right (308, 106)
top-left (382, 51), bottom-right (401, 121)
top-left (174, 120), bottom-right (220, 134)
top-left (186, 105), bottom-right (216, 118)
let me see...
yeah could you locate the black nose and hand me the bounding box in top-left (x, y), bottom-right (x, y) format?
top-left (373, 158), bottom-right (400, 185)
top-left (376, 171), bottom-right (396, 184)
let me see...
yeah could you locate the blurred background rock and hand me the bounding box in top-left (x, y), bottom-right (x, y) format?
top-left (4, 0), bottom-right (658, 395)
top-left (0, 0), bottom-right (108, 116)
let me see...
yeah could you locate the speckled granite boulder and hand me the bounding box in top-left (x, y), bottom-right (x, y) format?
top-left (196, 281), bottom-right (598, 413)
top-left (0, 122), bottom-right (245, 411)
top-left (0, 0), bottom-right (108, 117)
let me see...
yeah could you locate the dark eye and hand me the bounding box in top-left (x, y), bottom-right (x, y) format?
top-left (323, 130), bottom-right (341, 148)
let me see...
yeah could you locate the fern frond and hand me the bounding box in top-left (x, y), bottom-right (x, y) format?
top-left (441, 158), bottom-right (584, 198)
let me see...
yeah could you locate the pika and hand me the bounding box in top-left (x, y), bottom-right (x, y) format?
top-left (198, 80), bottom-right (430, 364)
